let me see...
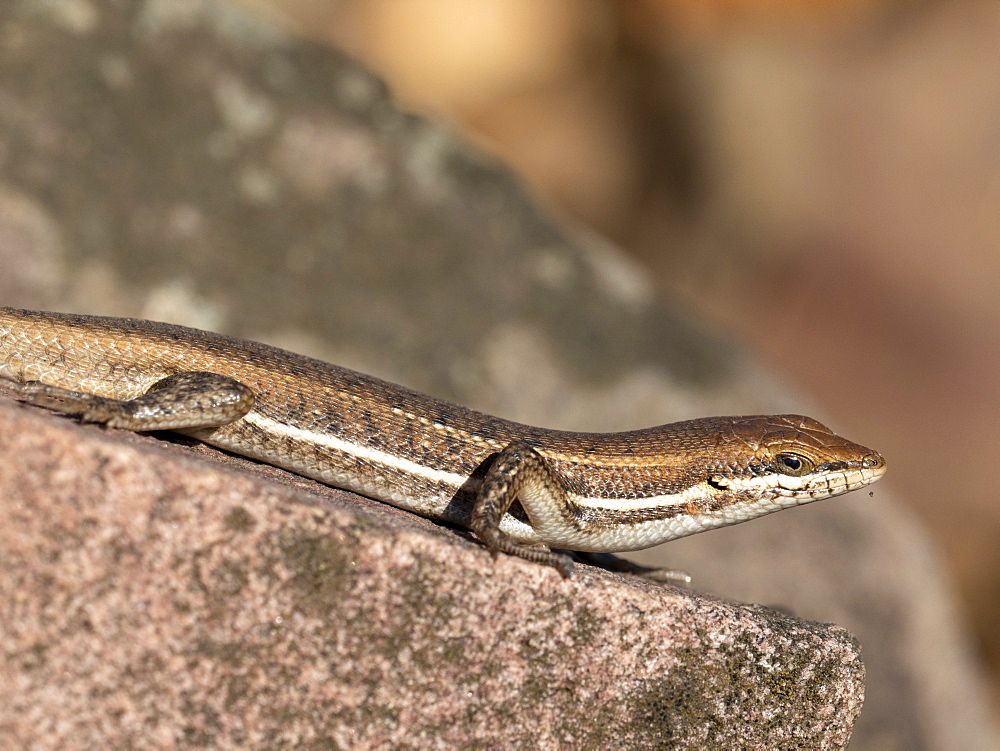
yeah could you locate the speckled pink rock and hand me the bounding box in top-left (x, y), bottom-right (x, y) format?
top-left (0, 393), bottom-right (864, 749)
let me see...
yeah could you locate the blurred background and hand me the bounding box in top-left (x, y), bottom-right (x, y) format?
top-left (235, 0), bottom-right (1000, 708)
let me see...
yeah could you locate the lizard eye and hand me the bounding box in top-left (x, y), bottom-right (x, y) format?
top-left (774, 452), bottom-right (814, 476)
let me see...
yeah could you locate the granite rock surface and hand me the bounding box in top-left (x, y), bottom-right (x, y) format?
top-left (0, 394), bottom-right (864, 749)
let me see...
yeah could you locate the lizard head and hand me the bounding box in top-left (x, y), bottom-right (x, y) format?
top-left (708, 414), bottom-right (886, 502)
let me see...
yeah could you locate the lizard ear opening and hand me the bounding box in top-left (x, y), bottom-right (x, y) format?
top-left (708, 475), bottom-right (730, 490)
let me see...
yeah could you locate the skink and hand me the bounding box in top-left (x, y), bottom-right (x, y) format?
top-left (0, 308), bottom-right (885, 576)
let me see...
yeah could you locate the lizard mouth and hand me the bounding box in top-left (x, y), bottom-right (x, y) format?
top-left (779, 459), bottom-right (886, 500)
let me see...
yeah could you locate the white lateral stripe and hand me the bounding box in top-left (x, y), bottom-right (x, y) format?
top-left (244, 412), bottom-right (469, 488)
top-left (571, 484), bottom-right (708, 512)
top-left (570, 467), bottom-right (877, 512)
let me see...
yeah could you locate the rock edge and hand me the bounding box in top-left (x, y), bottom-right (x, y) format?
top-left (0, 394), bottom-right (864, 749)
